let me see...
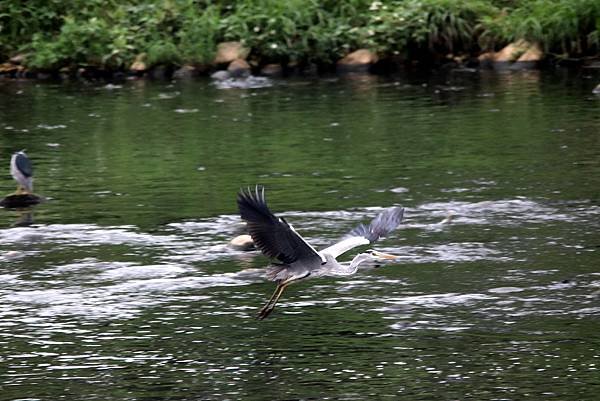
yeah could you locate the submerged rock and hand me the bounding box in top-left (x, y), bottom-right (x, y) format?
top-left (173, 64), bottom-right (197, 80)
top-left (227, 58), bottom-right (251, 78)
top-left (260, 63), bottom-right (283, 77)
top-left (211, 70), bottom-right (231, 81)
top-left (213, 75), bottom-right (273, 89)
top-left (0, 193), bottom-right (44, 208)
top-left (229, 234), bottom-right (255, 251)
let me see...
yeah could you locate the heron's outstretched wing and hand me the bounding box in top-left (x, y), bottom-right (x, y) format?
top-left (321, 207), bottom-right (404, 258)
top-left (237, 186), bottom-right (323, 265)
top-left (14, 152), bottom-right (33, 177)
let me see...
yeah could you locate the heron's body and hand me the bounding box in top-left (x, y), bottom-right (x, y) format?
top-left (10, 151), bottom-right (33, 194)
top-left (237, 186), bottom-right (404, 319)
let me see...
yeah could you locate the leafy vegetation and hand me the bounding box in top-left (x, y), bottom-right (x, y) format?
top-left (360, 0), bottom-right (498, 58)
top-left (0, 0), bottom-right (598, 72)
top-left (482, 0), bottom-right (600, 56)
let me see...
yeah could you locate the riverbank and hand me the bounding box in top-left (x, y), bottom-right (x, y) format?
top-left (1, 0), bottom-right (599, 80)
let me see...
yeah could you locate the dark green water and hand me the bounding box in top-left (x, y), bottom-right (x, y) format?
top-left (0, 70), bottom-right (599, 400)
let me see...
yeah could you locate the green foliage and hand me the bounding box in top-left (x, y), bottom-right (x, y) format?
top-left (0, 0), bottom-right (65, 58)
top-left (146, 40), bottom-right (180, 66)
top-left (178, 5), bottom-right (220, 65)
top-left (28, 15), bottom-right (136, 69)
top-left (481, 0), bottom-right (600, 54)
top-left (1, 0), bottom-right (598, 71)
top-left (361, 0), bottom-right (498, 57)
top-left (219, 0), bottom-right (357, 63)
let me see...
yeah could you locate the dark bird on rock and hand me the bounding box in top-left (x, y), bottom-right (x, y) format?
top-left (10, 150), bottom-right (34, 194)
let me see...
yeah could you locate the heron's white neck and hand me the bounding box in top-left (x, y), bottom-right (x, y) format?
top-left (328, 253), bottom-right (372, 276)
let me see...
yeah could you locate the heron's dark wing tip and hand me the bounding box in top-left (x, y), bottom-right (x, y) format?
top-left (236, 185), bottom-right (321, 266)
top-left (237, 185), bottom-right (269, 219)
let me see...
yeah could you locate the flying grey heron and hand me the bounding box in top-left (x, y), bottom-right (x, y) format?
top-left (237, 186), bottom-right (404, 319)
top-left (10, 150), bottom-right (33, 194)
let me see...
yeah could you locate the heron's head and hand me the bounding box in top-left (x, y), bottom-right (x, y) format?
top-left (349, 250), bottom-right (399, 270)
top-left (366, 249), bottom-right (400, 261)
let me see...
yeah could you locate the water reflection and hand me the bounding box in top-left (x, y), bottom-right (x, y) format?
top-left (13, 208), bottom-right (35, 227)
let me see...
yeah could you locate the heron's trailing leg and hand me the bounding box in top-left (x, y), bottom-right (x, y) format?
top-left (257, 280), bottom-right (292, 320)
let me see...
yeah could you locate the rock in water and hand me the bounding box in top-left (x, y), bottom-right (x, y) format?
top-left (173, 65), bottom-right (197, 80)
top-left (211, 70), bottom-right (231, 81)
top-left (260, 63), bottom-right (283, 77)
top-left (0, 193), bottom-right (44, 208)
top-left (229, 235), bottom-right (255, 251)
top-left (227, 59), bottom-right (251, 78)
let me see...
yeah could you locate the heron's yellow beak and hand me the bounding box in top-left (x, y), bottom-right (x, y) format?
top-left (371, 250), bottom-right (400, 260)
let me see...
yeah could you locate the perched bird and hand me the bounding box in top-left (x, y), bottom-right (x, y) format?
top-left (237, 185), bottom-right (404, 319)
top-left (10, 150), bottom-right (34, 194)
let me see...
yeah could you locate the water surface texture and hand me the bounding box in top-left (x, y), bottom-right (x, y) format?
top-left (1, 71), bottom-right (599, 400)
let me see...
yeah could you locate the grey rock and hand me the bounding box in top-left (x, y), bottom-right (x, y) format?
top-left (211, 70), bottom-right (231, 81)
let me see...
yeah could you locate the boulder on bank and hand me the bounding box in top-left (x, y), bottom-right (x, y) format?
top-left (337, 49), bottom-right (378, 73)
top-left (227, 58), bottom-right (251, 78)
top-left (9, 54), bottom-right (26, 65)
top-left (214, 42), bottom-right (250, 65)
top-left (512, 43), bottom-right (543, 69)
top-left (0, 63), bottom-right (24, 76)
top-left (479, 40), bottom-right (543, 69)
top-left (130, 53), bottom-right (147, 73)
top-left (516, 44), bottom-right (543, 62)
top-left (494, 40), bottom-right (531, 63)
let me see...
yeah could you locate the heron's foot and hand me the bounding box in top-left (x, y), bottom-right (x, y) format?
top-left (256, 281), bottom-right (290, 320)
top-left (257, 303), bottom-right (275, 320)
top-left (14, 186), bottom-right (30, 196)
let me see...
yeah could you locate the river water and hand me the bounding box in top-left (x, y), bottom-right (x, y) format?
top-left (0, 70), bottom-right (599, 400)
